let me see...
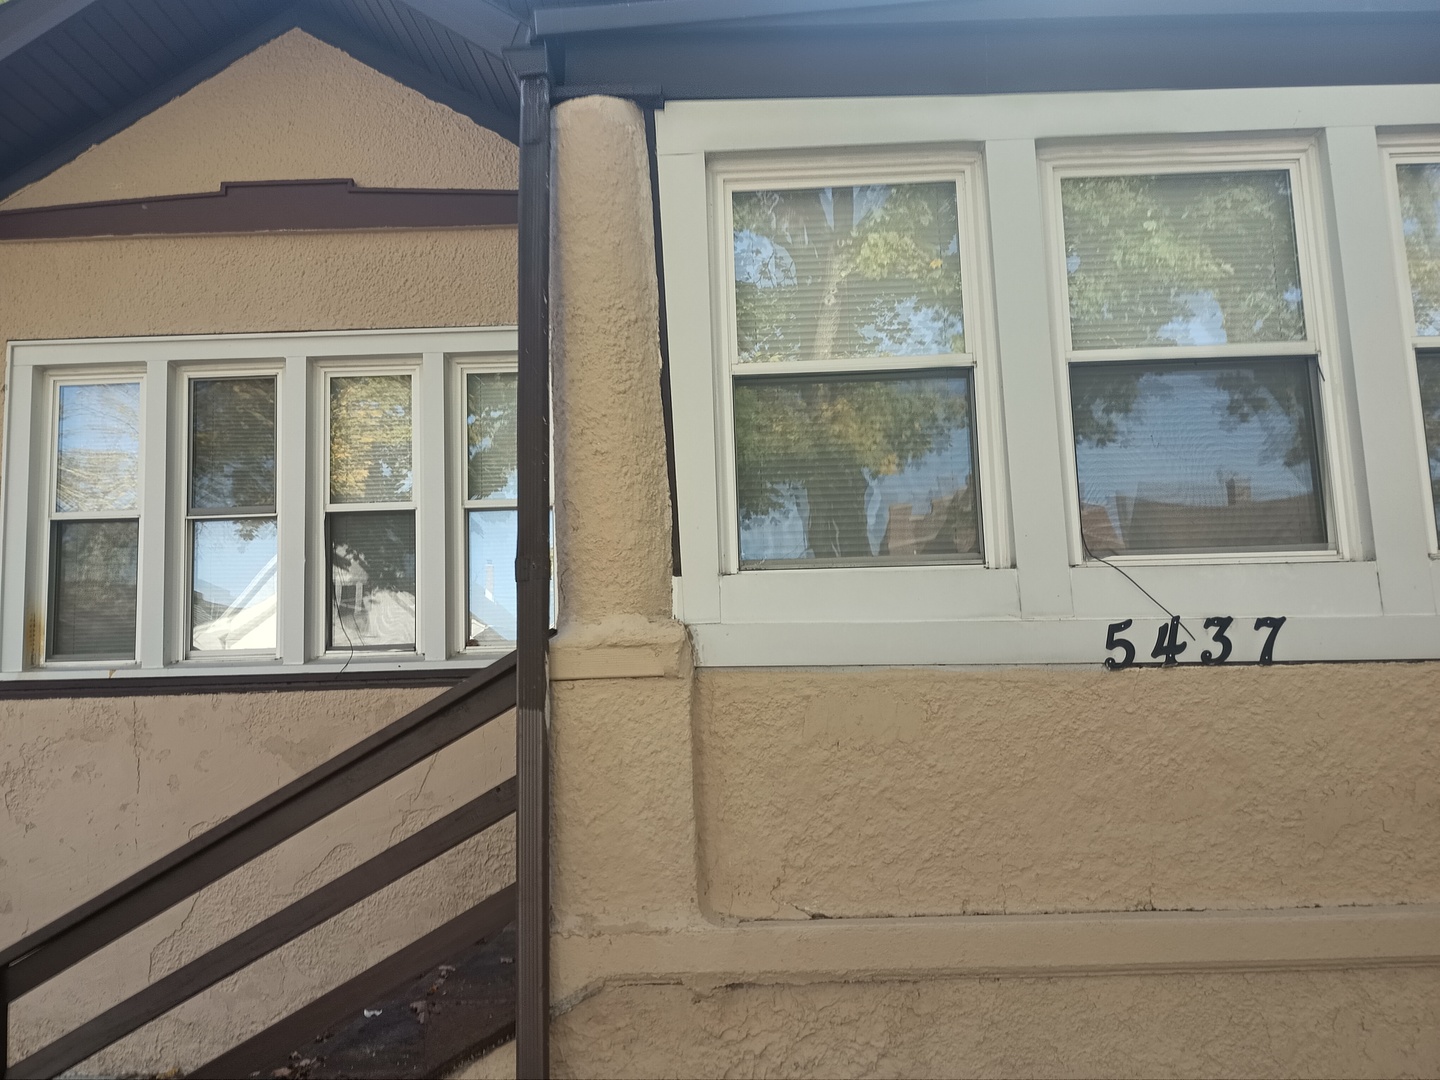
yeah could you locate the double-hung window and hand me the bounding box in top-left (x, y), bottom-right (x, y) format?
top-left (1, 328), bottom-right (524, 677)
top-left (1043, 144), bottom-right (1348, 563)
top-left (1388, 144), bottom-right (1440, 548)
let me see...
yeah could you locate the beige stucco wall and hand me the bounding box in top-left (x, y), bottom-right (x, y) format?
top-left (1, 29), bottom-right (517, 210)
top-left (544, 94), bottom-right (1440, 1078)
top-left (0, 27), bottom-right (518, 1077)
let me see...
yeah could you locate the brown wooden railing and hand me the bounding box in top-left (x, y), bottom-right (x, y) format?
top-left (0, 650), bottom-right (518, 1080)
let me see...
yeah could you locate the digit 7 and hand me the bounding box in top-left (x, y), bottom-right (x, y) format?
top-left (1254, 617), bottom-right (1286, 665)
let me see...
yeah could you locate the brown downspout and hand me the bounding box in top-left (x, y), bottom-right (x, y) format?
top-left (505, 41), bottom-right (553, 1080)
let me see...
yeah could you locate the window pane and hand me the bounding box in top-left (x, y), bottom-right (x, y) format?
top-left (49, 519), bottom-right (138, 659)
top-left (191, 519), bottom-right (277, 652)
top-left (734, 371), bottom-right (980, 566)
top-left (1071, 359), bottom-right (1326, 556)
top-left (468, 509), bottom-right (518, 646)
top-left (329, 375), bottom-right (413, 504)
top-left (733, 182), bottom-right (965, 364)
top-left (329, 511), bottom-right (415, 649)
top-left (55, 382), bottom-right (141, 513)
top-left (1398, 164), bottom-right (1440, 337)
top-left (467, 372), bottom-right (519, 501)
top-left (191, 377), bottom-right (277, 511)
top-left (1415, 351), bottom-right (1440, 540)
top-left (1062, 171), bottom-right (1306, 350)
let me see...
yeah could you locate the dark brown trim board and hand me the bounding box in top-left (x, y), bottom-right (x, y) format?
top-left (0, 178), bottom-right (519, 240)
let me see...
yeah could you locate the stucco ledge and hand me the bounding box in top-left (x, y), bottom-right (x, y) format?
top-left (549, 616), bottom-right (692, 681)
top-left (550, 903), bottom-right (1440, 1009)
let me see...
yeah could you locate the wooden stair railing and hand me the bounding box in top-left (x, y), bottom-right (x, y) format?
top-left (0, 649), bottom-right (518, 1080)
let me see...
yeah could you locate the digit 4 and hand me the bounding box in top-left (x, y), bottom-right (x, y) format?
top-left (1150, 615), bottom-right (1187, 665)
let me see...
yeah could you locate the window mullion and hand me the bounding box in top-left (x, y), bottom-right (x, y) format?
top-left (984, 138), bottom-right (1076, 614)
top-left (1325, 126), bottom-right (1435, 612)
top-left (137, 359), bottom-right (170, 668)
top-left (2, 362), bottom-right (36, 672)
top-left (417, 351), bottom-right (449, 660)
top-left (279, 355), bottom-right (310, 663)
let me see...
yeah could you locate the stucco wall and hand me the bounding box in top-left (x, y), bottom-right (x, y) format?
top-left (0, 27), bottom-right (518, 1077)
top-left (1, 29), bottom-right (518, 209)
top-left (544, 94), bottom-right (1440, 1078)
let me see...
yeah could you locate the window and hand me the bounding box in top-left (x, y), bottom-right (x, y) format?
top-left (659, 87), bottom-right (1436, 667)
top-left (1044, 150), bottom-right (1345, 562)
top-left (716, 155), bottom-right (1005, 574)
top-left (1389, 148), bottom-right (1440, 547)
top-left (0, 328), bottom-right (524, 677)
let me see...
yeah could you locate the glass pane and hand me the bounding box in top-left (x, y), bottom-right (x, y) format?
top-left (55, 382), bottom-right (141, 513)
top-left (329, 511), bottom-right (416, 649)
top-left (1062, 171), bottom-right (1306, 350)
top-left (1071, 359), bottom-right (1327, 556)
top-left (191, 377), bottom-right (277, 511)
top-left (466, 372), bottom-right (519, 501)
top-left (733, 181), bottom-right (965, 364)
top-left (468, 509), bottom-right (518, 646)
top-left (329, 375), bottom-right (413, 504)
top-left (734, 371), bottom-right (980, 566)
top-left (191, 519), bottom-right (277, 652)
top-left (1415, 351), bottom-right (1440, 541)
top-left (49, 519), bottom-right (138, 660)
top-left (1398, 164), bottom-right (1440, 337)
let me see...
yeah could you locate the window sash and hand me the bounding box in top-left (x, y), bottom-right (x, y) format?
top-left (712, 153), bottom-right (1010, 574)
top-left (1042, 145), bottom-right (1353, 565)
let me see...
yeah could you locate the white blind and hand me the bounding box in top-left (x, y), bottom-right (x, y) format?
top-left (1398, 164), bottom-right (1440, 337)
top-left (732, 182), bottom-right (965, 364)
top-left (1062, 170), bottom-right (1306, 350)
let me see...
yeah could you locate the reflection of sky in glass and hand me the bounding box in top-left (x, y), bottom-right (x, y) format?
top-left (1072, 361), bottom-right (1325, 554)
top-left (733, 181), bottom-right (965, 362)
top-left (738, 374), bottom-right (979, 564)
top-left (467, 372), bottom-right (518, 500)
top-left (467, 510), bottom-right (555, 646)
top-left (56, 382), bottom-right (141, 513)
top-left (1399, 164), bottom-right (1440, 336)
top-left (191, 519), bottom-right (277, 652)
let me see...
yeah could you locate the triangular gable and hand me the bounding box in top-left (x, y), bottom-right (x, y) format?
top-left (2, 29), bottom-right (517, 211)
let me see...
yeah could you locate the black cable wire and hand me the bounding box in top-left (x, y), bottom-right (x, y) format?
top-left (1080, 528), bottom-right (1196, 641)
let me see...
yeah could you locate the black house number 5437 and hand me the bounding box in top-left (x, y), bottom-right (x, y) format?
top-left (1103, 616), bottom-right (1287, 669)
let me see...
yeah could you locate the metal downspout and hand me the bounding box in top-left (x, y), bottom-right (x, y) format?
top-left (507, 42), bottom-right (552, 1080)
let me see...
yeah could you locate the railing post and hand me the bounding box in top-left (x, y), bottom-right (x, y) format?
top-left (507, 41), bottom-right (553, 1080)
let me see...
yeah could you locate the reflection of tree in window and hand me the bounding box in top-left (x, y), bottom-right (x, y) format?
top-left (1063, 171), bottom-right (1305, 350)
top-left (467, 372), bottom-right (518, 500)
top-left (1398, 165), bottom-right (1440, 336)
top-left (55, 382), bottom-right (141, 513)
top-left (735, 375), bottom-right (976, 561)
top-left (329, 376), bottom-right (413, 504)
top-left (734, 183), bottom-right (965, 363)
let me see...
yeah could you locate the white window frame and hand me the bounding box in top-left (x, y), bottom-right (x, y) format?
top-left (449, 355), bottom-right (525, 654)
top-left (1039, 139), bottom-right (1358, 567)
top-left (0, 326), bottom-right (518, 680)
top-left (657, 84), bottom-right (1440, 667)
top-left (1380, 137), bottom-right (1440, 560)
top-left (691, 148), bottom-right (1021, 629)
top-left (173, 360), bottom-right (284, 662)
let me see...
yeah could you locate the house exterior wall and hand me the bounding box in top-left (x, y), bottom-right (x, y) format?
top-left (546, 94), bottom-right (1440, 1078)
top-left (0, 30), bottom-right (518, 1075)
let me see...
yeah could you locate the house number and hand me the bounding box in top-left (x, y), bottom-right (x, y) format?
top-left (1102, 615), bottom-right (1286, 669)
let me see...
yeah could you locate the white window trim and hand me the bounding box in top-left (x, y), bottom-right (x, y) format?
top-left (1038, 138), bottom-right (1359, 568)
top-left (1, 326), bottom-right (518, 680)
top-left (1380, 136), bottom-right (1440, 559)
top-left (657, 84), bottom-right (1440, 667)
top-left (710, 148), bottom-right (1012, 577)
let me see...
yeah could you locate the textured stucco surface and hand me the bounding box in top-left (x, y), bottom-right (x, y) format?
top-left (539, 94), bottom-right (1440, 1078)
top-left (2, 688), bottom-right (516, 1074)
top-left (1, 29), bottom-right (517, 209)
top-left (693, 664), bottom-right (1440, 919)
top-left (552, 969), bottom-right (1440, 1079)
top-left (0, 30), bottom-right (518, 1077)
top-left (548, 94), bottom-right (699, 940)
